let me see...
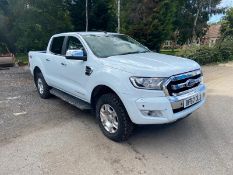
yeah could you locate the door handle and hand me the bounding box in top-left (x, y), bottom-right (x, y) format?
top-left (61, 62), bottom-right (67, 66)
top-left (85, 66), bottom-right (93, 76)
top-left (46, 58), bottom-right (50, 61)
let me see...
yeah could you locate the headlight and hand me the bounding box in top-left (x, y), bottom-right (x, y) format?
top-left (130, 77), bottom-right (168, 90)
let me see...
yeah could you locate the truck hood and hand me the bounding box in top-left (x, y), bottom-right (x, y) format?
top-left (102, 52), bottom-right (200, 77)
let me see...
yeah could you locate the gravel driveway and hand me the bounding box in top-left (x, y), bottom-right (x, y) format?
top-left (0, 64), bottom-right (233, 175)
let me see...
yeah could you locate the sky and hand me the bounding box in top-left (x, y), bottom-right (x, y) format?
top-left (219, 0), bottom-right (233, 7)
top-left (209, 0), bottom-right (233, 23)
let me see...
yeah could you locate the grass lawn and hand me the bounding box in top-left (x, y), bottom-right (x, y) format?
top-left (160, 49), bottom-right (180, 56)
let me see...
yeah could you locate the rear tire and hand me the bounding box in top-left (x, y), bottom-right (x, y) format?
top-left (96, 93), bottom-right (134, 142)
top-left (35, 72), bottom-right (51, 99)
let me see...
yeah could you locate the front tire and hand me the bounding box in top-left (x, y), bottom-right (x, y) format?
top-left (35, 72), bottom-right (51, 99)
top-left (96, 93), bottom-right (134, 142)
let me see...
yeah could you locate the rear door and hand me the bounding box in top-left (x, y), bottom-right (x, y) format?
top-left (44, 36), bottom-right (66, 89)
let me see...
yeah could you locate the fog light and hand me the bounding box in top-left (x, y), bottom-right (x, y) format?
top-left (141, 110), bottom-right (163, 117)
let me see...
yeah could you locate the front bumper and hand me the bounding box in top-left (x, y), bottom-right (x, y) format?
top-left (121, 84), bottom-right (206, 124)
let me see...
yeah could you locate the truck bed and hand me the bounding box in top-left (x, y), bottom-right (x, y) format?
top-left (29, 51), bottom-right (46, 54)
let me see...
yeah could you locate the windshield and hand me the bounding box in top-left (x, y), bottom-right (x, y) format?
top-left (81, 34), bottom-right (150, 58)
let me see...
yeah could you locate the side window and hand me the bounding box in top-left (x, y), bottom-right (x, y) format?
top-left (50, 36), bottom-right (65, 55)
top-left (66, 37), bottom-right (84, 51)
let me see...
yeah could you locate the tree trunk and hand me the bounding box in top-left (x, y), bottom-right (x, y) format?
top-left (192, 8), bottom-right (200, 44)
top-left (117, 0), bottom-right (121, 33)
top-left (86, 0), bottom-right (88, 32)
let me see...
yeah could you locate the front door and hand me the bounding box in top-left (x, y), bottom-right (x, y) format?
top-left (61, 36), bottom-right (89, 100)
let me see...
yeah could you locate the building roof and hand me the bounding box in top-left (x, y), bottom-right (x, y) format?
top-left (205, 24), bottom-right (221, 39)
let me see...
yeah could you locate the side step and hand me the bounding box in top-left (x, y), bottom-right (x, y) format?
top-left (50, 88), bottom-right (92, 110)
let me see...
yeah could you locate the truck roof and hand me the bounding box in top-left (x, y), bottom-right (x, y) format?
top-left (53, 32), bottom-right (119, 37)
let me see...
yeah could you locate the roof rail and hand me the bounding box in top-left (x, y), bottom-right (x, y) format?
top-left (89, 30), bottom-right (107, 33)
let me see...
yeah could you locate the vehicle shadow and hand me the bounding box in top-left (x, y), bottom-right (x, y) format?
top-left (124, 93), bottom-right (233, 157)
top-left (131, 117), bottom-right (194, 142)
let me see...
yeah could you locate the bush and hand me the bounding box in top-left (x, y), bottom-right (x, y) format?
top-left (175, 40), bottom-right (233, 65)
top-left (219, 40), bottom-right (233, 61)
top-left (15, 53), bottom-right (28, 64)
top-left (160, 49), bottom-right (180, 55)
top-left (175, 45), bottom-right (198, 58)
top-left (190, 47), bottom-right (221, 65)
top-left (0, 43), bottom-right (9, 54)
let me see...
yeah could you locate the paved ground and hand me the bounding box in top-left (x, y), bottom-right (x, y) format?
top-left (0, 63), bottom-right (233, 175)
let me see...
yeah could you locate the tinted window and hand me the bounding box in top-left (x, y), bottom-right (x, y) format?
top-left (50, 36), bottom-right (65, 55)
top-left (66, 37), bottom-right (84, 51)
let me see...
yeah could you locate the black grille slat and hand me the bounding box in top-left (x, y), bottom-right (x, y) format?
top-left (167, 73), bottom-right (201, 96)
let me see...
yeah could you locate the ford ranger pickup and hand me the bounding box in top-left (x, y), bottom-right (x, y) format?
top-left (29, 32), bottom-right (206, 141)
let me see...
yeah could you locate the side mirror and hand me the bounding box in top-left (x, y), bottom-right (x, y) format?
top-left (65, 49), bottom-right (87, 61)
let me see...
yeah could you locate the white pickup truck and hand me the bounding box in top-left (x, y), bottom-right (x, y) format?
top-left (29, 32), bottom-right (206, 141)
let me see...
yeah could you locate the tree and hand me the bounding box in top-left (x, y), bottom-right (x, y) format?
top-left (66, 0), bottom-right (116, 32)
top-left (0, 0), bottom-right (15, 53)
top-left (0, 0), bottom-right (73, 53)
top-left (174, 0), bottom-right (222, 45)
top-left (221, 8), bottom-right (233, 38)
top-left (218, 8), bottom-right (233, 48)
top-left (0, 42), bottom-right (9, 54)
top-left (0, 0), bottom-right (224, 53)
top-left (121, 0), bottom-right (179, 51)
top-left (15, 0), bottom-right (73, 52)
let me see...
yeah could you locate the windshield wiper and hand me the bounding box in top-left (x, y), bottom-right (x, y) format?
top-left (109, 50), bottom-right (150, 57)
top-left (139, 50), bottom-right (150, 53)
top-left (118, 51), bottom-right (142, 56)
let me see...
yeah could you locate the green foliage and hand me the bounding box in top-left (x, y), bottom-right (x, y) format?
top-left (0, 0), bottom-right (224, 55)
top-left (175, 46), bottom-right (199, 57)
top-left (174, 0), bottom-right (221, 44)
top-left (190, 47), bottom-right (221, 64)
top-left (0, 0), bottom-right (73, 53)
top-left (121, 0), bottom-right (221, 51)
top-left (15, 53), bottom-right (28, 64)
top-left (16, 1), bottom-right (72, 52)
top-left (121, 0), bottom-right (178, 51)
top-left (220, 8), bottom-right (233, 42)
top-left (66, 0), bottom-right (116, 32)
top-left (221, 8), bottom-right (233, 32)
top-left (0, 43), bottom-right (9, 54)
top-left (176, 41), bottom-right (233, 65)
top-left (0, 0), bottom-right (14, 52)
top-left (162, 6), bottom-right (233, 65)
top-left (160, 49), bottom-right (180, 55)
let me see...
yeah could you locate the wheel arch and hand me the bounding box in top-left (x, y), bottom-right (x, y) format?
top-left (91, 85), bottom-right (120, 109)
top-left (33, 66), bottom-right (42, 83)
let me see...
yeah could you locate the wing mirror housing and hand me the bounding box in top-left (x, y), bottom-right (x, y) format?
top-left (65, 49), bottom-right (87, 61)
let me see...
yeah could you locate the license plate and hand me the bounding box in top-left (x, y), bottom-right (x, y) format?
top-left (184, 93), bottom-right (202, 108)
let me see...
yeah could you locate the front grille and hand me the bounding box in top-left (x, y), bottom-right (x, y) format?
top-left (165, 70), bottom-right (202, 96)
